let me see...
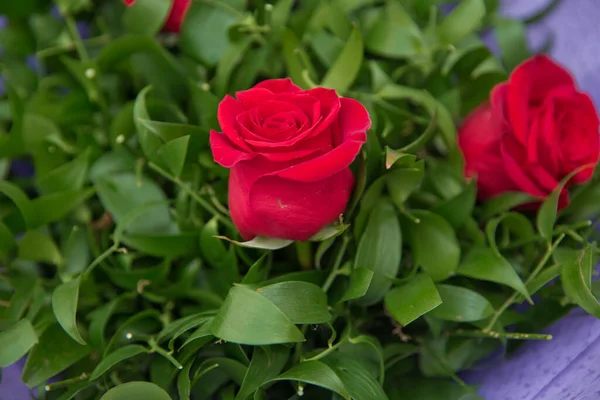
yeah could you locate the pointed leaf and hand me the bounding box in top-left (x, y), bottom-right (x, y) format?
top-left (52, 276), bottom-right (86, 345)
top-left (385, 274), bottom-right (442, 326)
top-left (561, 244), bottom-right (600, 318)
top-left (157, 135), bottom-right (189, 177)
top-left (89, 345), bottom-right (148, 380)
top-left (236, 346), bottom-right (289, 400)
top-left (430, 285), bottom-right (494, 322)
top-left (258, 282), bottom-right (331, 324)
top-left (321, 25), bottom-right (363, 93)
top-left (215, 235), bottom-right (293, 250)
top-left (270, 361), bottom-right (350, 400)
top-left (341, 268), bottom-right (374, 302)
top-left (0, 319), bottom-right (38, 367)
top-left (100, 382), bottom-right (172, 400)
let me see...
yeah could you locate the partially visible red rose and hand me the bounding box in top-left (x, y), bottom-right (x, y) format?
top-left (210, 79), bottom-right (370, 241)
top-left (459, 54), bottom-right (600, 209)
top-left (122, 0), bottom-right (190, 33)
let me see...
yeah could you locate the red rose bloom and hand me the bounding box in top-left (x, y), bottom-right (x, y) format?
top-left (459, 55), bottom-right (599, 208)
top-left (210, 79), bottom-right (370, 241)
top-left (122, 0), bottom-right (190, 32)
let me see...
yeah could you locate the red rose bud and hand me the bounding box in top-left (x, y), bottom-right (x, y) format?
top-left (210, 79), bottom-right (370, 241)
top-left (122, 0), bottom-right (190, 33)
top-left (459, 55), bottom-right (600, 209)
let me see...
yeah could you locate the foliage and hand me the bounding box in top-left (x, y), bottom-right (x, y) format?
top-left (0, 0), bottom-right (593, 399)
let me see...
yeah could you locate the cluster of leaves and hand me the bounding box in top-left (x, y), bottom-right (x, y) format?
top-left (0, 0), bottom-right (594, 399)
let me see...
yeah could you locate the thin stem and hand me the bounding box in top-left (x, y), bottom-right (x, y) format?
top-left (483, 234), bottom-right (565, 332)
top-left (149, 162), bottom-right (235, 231)
top-left (301, 337), bottom-right (347, 362)
top-left (321, 235), bottom-right (350, 292)
top-left (64, 15), bottom-right (89, 61)
top-left (451, 329), bottom-right (552, 341)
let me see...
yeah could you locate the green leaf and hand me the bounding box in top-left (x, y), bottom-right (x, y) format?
top-left (433, 181), bottom-right (476, 229)
top-left (18, 230), bottom-right (63, 266)
top-left (100, 382), bottom-right (172, 400)
top-left (430, 285), bottom-right (494, 322)
top-left (236, 346), bottom-right (289, 400)
top-left (89, 345), bottom-right (148, 380)
top-left (387, 161), bottom-right (425, 206)
top-left (88, 294), bottom-right (135, 350)
top-left (36, 148), bottom-right (90, 194)
top-left (211, 285), bottom-right (304, 345)
top-left (479, 191), bottom-right (534, 220)
top-left (122, 232), bottom-right (199, 258)
top-left (0, 221), bottom-right (16, 255)
top-left (215, 235), bottom-right (293, 250)
top-left (21, 324), bottom-right (91, 388)
top-left (157, 135), bottom-right (190, 178)
top-left (437, 0), bottom-right (485, 45)
top-left (321, 25), bottom-right (363, 93)
top-left (215, 36), bottom-right (253, 96)
top-left (0, 180), bottom-right (35, 228)
top-left (180, 1), bottom-right (242, 66)
top-left (30, 188), bottom-right (95, 228)
top-left (561, 244), bottom-right (600, 318)
top-left (378, 84), bottom-right (458, 156)
top-left (177, 362), bottom-right (192, 400)
top-left (341, 268), bottom-right (374, 302)
top-left (270, 361), bottom-right (350, 400)
top-left (323, 353), bottom-right (389, 400)
top-left (458, 247), bottom-right (530, 301)
top-left (95, 172), bottom-right (173, 235)
top-left (364, 1), bottom-right (425, 59)
top-left (122, 0), bottom-right (170, 35)
top-left (242, 254), bottom-right (270, 285)
top-left (258, 282), bottom-right (331, 324)
top-left (485, 212), bottom-right (536, 258)
top-left (52, 276), bottom-right (86, 345)
top-left (0, 319), bottom-right (38, 367)
top-left (354, 198), bottom-right (402, 306)
top-left (409, 211), bottom-right (460, 281)
top-left (537, 164), bottom-right (594, 241)
top-left (384, 274), bottom-right (442, 326)
top-left (282, 29), bottom-right (311, 89)
top-left (494, 18), bottom-right (530, 72)
top-left (104, 259), bottom-right (170, 291)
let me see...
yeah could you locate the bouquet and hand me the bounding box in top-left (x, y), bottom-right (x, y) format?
top-left (0, 0), bottom-right (598, 399)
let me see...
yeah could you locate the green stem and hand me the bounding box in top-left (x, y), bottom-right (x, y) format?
top-left (451, 329), bottom-right (552, 341)
top-left (483, 234), bottom-right (565, 332)
top-left (64, 15), bottom-right (89, 61)
top-left (295, 241), bottom-right (313, 270)
top-left (149, 162), bottom-right (235, 231)
top-left (301, 337), bottom-right (347, 362)
top-left (321, 235), bottom-right (350, 292)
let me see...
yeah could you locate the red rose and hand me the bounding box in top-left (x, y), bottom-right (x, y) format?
top-left (459, 55), bottom-right (599, 208)
top-left (122, 0), bottom-right (190, 32)
top-left (210, 79), bottom-right (370, 241)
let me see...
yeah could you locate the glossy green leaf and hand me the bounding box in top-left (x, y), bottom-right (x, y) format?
top-left (236, 346), bottom-right (289, 400)
top-left (385, 274), bottom-right (442, 326)
top-left (36, 149), bottom-right (90, 194)
top-left (177, 362), bottom-right (192, 400)
top-left (0, 319), bottom-right (38, 367)
top-left (180, 1), bottom-right (241, 66)
top-left (215, 235), bottom-right (293, 250)
top-left (354, 198), bottom-right (402, 306)
top-left (0, 181), bottom-right (35, 228)
top-left (88, 294), bottom-right (135, 350)
top-left (0, 221), bottom-right (16, 255)
top-left (537, 164), bottom-right (594, 241)
top-left (321, 25), bottom-right (363, 93)
top-left (409, 211), bottom-right (460, 281)
top-left (104, 259), bottom-right (170, 291)
top-left (30, 188), bottom-right (95, 228)
top-left (21, 324), bottom-right (91, 388)
top-left (378, 84), bottom-right (457, 155)
top-left (258, 281), bottom-right (331, 324)
top-left (215, 36), bottom-right (253, 97)
top-left (387, 161), bottom-right (425, 207)
top-left (100, 381), bottom-right (172, 400)
top-left (364, 1), bottom-right (425, 59)
top-left (122, 232), bottom-right (198, 258)
top-left (282, 28), bottom-right (315, 89)
top-left (485, 212), bottom-right (536, 258)
top-left (122, 0), bottom-right (170, 35)
top-left (270, 361), bottom-right (350, 400)
top-left (430, 285), bottom-right (494, 322)
top-left (52, 276), bottom-right (86, 345)
top-left (561, 244), bottom-right (600, 318)
top-left (211, 285), bottom-right (304, 345)
top-left (479, 191), bottom-right (535, 220)
top-left (242, 254), bottom-right (270, 285)
top-left (18, 230), bottom-right (63, 266)
top-left (95, 172), bottom-right (173, 235)
top-left (157, 135), bottom-right (190, 178)
top-left (458, 247), bottom-right (530, 301)
top-left (433, 181), bottom-right (476, 229)
top-left (90, 345), bottom-right (148, 380)
top-left (437, 0), bottom-right (485, 44)
top-left (323, 353), bottom-right (389, 400)
top-left (494, 18), bottom-right (530, 72)
top-left (341, 268), bottom-right (374, 302)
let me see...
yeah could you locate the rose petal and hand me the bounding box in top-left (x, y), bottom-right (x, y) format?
top-left (247, 169), bottom-right (354, 241)
top-left (217, 95), bottom-right (253, 152)
top-left (274, 98), bottom-right (369, 182)
top-left (507, 55), bottom-right (575, 144)
top-left (210, 130), bottom-right (255, 168)
top-left (253, 78), bottom-right (302, 94)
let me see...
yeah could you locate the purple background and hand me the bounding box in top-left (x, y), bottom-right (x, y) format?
top-left (2, 0), bottom-right (600, 399)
